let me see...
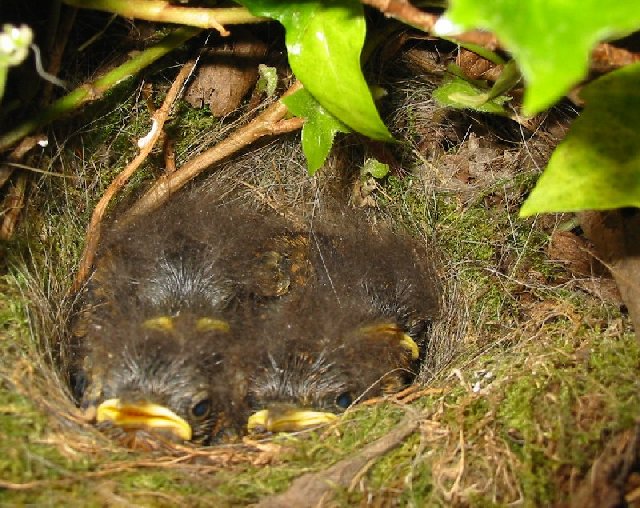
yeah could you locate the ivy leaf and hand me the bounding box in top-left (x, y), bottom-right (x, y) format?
top-left (433, 75), bottom-right (510, 114)
top-left (256, 64), bottom-right (278, 97)
top-left (520, 63), bottom-right (640, 216)
top-left (283, 87), bottom-right (351, 175)
top-left (238, 0), bottom-right (393, 141)
top-left (442, 0), bottom-right (640, 114)
top-left (361, 157), bottom-right (389, 179)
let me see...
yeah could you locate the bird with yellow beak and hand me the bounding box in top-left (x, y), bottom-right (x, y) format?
top-left (245, 212), bottom-right (440, 434)
top-left (70, 190), bottom-right (303, 445)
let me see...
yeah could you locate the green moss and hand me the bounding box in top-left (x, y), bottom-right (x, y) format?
top-left (215, 466), bottom-right (301, 503)
top-left (488, 327), bottom-right (640, 503)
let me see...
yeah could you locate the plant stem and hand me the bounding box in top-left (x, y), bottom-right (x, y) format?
top-left (62, 0), bottom-right (266, 34)
top-left (0, 26), bottom-right (200, 153)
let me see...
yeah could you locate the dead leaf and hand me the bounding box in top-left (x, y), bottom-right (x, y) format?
top-left (185, 29), bottom-right (268, 117)
top-left (548, 230), bottom-right (608, 278)
top-left (456, 49), bottom-right (503, 82)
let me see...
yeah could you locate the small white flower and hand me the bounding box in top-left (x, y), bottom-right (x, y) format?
top-left (0, 24), bottom-right (32, 66)
top-left (0, 33), bottom-right (15, 54)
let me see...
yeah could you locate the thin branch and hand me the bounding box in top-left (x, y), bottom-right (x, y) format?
top-left (0, 26), bottom-right (200, 153)
top-left (591, 42), bottom-right (640, 72)
top-left (361, 0), bottom-right (438, 32)
top-left (0, 135), bottom-right (42, 188)
top-left (119, 81), bottom-right (304, 226)
top-left (63, 0), bottom-right (267, 36)
top-left (0, 172), bottom-right (27, 240)
top-left (2, 161), bottom-right (78, 178)
top-left (72, 60), bottom-right (197, 293)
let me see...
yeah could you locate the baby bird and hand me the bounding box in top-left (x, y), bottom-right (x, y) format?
top-left (246, 212), bottom-right (440, 433)
top-left (70, 192), bottom-right (301, 444)
top-left (75, 310), bottom-right (232, 444)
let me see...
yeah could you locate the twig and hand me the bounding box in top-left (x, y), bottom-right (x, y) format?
top-left (361, 0), bottom-right (438, 32)
top-left (442, 428), bottom-right (466, 501)
top-left (360, 386), bottom-right (444, 406)
top-left (2, 161), bottom-right (77, 178)
top-left (0, 135), bottom-right (43, 188)
top-left (0, 26), bottom-right (200, 153)
top-left (71, 60), bottom-right (197, 293)
top-left (78, 13), bottom-right (117, 52)
top-left (0, 172), bottom-right (27, 240)
top-left (119, 81), bottom-right (304, 226)
top-left (453, 31), bottom-right (501, 51)
top-left (143, 82), bottom-right (177, 173)
top-left (62, 0), bottom-right (267, 36)
top-left (255, 416), bottom-right (419, 508)
top-left (0, 473), bottom-right (102, 491)
top-left (591, 42), bottom-right (640, 72)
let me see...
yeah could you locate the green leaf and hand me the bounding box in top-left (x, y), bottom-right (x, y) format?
top-left (520, 63), bottom-right (640, 216)
top-left (0, 68), bottom-right (7, 102)
top-left (486, 60), bottom-right (521, 101)
top-left (238, 0), bottom-right (393, 141)
top-left (442, 0), bottom-right (640, 114)
top-left (433, 75), bottom-right (510, 114)
top-left (283, 88), bottom-right (351, 175)
top-left (256, 64), bottom-right (278, 97)
top-left (361, 158), bottom-right (389, 179)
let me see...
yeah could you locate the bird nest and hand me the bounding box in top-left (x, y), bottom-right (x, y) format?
top-left (4, 28), bottom-right (636, 506)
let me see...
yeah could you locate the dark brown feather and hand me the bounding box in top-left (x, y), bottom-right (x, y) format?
top-left (70, 191), bottom-right (300, 443)
top-left (245, 210), bottom-right (440, 427)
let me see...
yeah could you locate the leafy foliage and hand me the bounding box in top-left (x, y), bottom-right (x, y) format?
top-left (433, 59), bottom-right (519, 114)
top-left (238, 0), bottom-right (392, 169)
top-left (237, 1), bottom-right (640, 214)
top-left (256, 64), bottom-right (278, 97)
top-left (521, 63), bottom-right (640, 215)
top-left (282, 88), bottom-right (350, 174)
top-left (361, 158), bottom-right (389, 179)
top-left (432, 75), bottom-right (511, 114)
top-left (442, 0), bottom-right (640, 114)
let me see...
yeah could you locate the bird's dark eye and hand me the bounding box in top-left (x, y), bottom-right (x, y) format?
top-left (70, 370), bottom-right (88, 402)
top-left (245, 393), bottom-right (258, 410)
top-left (191, 398), bottom-right (211, 419)
top-left (335, 392), bottom-right (352, 409)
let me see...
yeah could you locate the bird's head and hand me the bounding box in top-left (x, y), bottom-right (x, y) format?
top-left (75, 312), bottom-right (232, 445)
top-left (246, 320), bottom-right (419, 434)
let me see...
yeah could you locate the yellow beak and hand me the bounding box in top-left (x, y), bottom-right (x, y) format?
top-left (247, 408), bottom-right (338, 433)
top-left (358, 323), bottom-right (420, 360)
top-left (96, 399), bottom-right (192, 441)
top-left (399, 333), bottom-right (420, 360)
